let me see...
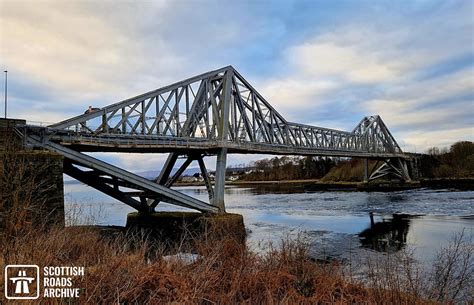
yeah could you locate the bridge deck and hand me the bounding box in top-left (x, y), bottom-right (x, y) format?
top-left (50, 133), bottom-right (410, 159)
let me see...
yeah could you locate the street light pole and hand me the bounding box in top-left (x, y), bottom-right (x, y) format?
top-left (4, 70), bottom-right (7, 119)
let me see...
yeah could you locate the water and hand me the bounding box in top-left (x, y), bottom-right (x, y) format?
top-left (64, 182), bottom-right (474, 263)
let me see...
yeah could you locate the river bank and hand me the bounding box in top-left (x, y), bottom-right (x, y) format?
top-left (4, 222), bottom-right (454, 304)
top-left (173, 177), bottom-right (474, 191)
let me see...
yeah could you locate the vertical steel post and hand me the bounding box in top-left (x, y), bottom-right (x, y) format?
top-left (213, 148), bottom-right (227, 212)
top-left (364, 158), bottom-right (369, 182)
top-left (213, 68), bottom-right (233, 212)
top-left (121, 108), bottom-right (126, 133)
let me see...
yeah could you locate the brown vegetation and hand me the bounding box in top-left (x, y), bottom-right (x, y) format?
top-left (241, 156), bottom-right (336, 181)
top-left (322, 141), bottom-right (474, 182)
top-left (1, 140), bottom-right (472, 304)
top-left (0, 149), bottom-right (62, 237)
top-left (359, 234), bottom-right (473, 304)
top-left (422, 141), bottom-right (474, 178)
top-left (2, 219), bottom-right (471, 304)
top-left (321, 159), bottom-right (378, 182)
top-left (0, 224), bottom-right (442, 304)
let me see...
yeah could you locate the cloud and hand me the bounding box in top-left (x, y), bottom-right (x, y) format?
top-left (1, 0), bottom-right (472, 160)
top-left (289, 41), bottom-right (399, 83)
top-left (400, 127), bottom-right (474, 153)
top-left (0, 0), bottom-right (291, 122)
top-left (364, 67), bottom-right (474, 126)
top-left (0, 0), bottom-right (189, 104)
top-left (253, 2), bottom-right (474, 151)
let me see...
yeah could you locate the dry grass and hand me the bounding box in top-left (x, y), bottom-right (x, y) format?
top-left (4, 221), bottom-right (463, 304)
top-left (1, 143), bottom-right (472, 304)
top-left (347, 232), bottom-right (473, 305)
top-left (321, 159), bottom-right (374, 182)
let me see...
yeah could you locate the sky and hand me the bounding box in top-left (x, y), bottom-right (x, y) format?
top-left (1, 0), bottom-right (473, 172)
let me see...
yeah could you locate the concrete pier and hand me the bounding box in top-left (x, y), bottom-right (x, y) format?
top-left (126, 212), bottom-right (246, 244)
top-left (0, 118), bottom-right (65, 231)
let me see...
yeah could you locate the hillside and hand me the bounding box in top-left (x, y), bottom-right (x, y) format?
top-left (322, 141), bottom-right (474, 182)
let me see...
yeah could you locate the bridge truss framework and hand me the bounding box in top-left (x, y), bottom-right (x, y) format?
top-left (22, 66), bottom-right (415, 214)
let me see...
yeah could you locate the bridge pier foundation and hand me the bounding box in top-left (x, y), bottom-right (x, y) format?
top-left (213, 148), bottom-right (227, 213)
top-left (126, 211), bottom-right (245, 244)
top-left (1, 119), bottom-right (65, 231)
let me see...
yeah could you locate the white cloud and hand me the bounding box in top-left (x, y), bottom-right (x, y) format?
top-left (257, 77), bottom-right (338, 119)
top-left (0, 0), bottom-right (194, 106)
top-left (254, 8), bottom-right (473, 151)
top-left (400, 127), bottom-right (474, 153)
top-left (364, 67), bottom-right (474, 127)
top-left (1, 0), bottom-right (472, 161)
top-left (289, 41), bottom-right (399, 83)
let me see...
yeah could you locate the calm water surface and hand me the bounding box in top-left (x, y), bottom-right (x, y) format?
top-left (65, 183), bottom-right (473, 263)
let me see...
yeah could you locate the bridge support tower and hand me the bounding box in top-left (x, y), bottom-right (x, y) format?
top-left (364, 158), bottom-right (369, 182)
top-left (366, 158), bottom-right (412, 182)
top-left (213, 148), bottom-right (227, 213)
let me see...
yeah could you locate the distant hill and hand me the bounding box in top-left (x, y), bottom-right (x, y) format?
top-left (64, 166), bottom-right (203, 184)
top-left (136, 167), bottom-right (202, 180)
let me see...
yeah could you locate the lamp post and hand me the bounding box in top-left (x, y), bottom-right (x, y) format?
top-left (4, 70), bottom-right (7, 119)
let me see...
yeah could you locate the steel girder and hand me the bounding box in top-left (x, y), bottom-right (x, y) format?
top-left (20, 66), bottom-right (412, 214)
top-left (46, 66), bottom-right (403, 156)
top-left (26, 135), bottom-right (218, 213)
top-left (147, 152), bottom-right (215, 210)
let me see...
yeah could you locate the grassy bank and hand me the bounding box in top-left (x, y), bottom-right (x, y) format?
top-left (0, 226), bottom-right (368, 303)
top-left (2, 223), bottom-right (468, 304)
top-left (1, 145), bottom-right (472, 303)
top-left (1, 208), bottom-right (473, 304)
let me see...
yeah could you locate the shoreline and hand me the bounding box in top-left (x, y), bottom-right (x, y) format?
top-left (173, 177), bottom-right (474, 191)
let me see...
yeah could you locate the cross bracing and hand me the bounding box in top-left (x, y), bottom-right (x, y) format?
top-left (22, 66), bottom-right (414, 213)
top-left (46, 66), bottom-right (403, 157)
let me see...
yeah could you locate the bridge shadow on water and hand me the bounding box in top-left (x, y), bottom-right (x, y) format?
top-left (358, 214), bottom-right (416, 253)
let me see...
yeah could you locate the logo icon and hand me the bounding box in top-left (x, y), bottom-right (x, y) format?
top-left (4, 265), bottom-right (39, 299)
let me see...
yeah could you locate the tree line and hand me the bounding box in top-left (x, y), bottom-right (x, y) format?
top-left (239, 156), bottom-right (338, 181)
top-left (420, 141), bottom-right (474, 178)
top-left (237, 141), bottom-right (474, 181)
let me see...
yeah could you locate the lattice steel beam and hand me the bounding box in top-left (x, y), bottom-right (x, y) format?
top-left (20, 66), bottom-right (413, 214)
top-left (26, 135), bottom-right (218, 213)
top-left (43, 66), bottom-right (402, 155)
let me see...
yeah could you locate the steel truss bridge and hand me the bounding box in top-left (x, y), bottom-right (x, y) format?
top-left (22, 66), bottom-right (415, 214)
